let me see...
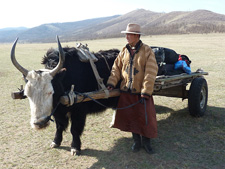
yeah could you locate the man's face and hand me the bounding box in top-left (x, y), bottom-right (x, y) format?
top-left (126, 33), bottom-right (139, 46)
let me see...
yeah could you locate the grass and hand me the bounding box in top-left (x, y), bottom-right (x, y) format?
top-left (0, 34), bottom-right (224, 169)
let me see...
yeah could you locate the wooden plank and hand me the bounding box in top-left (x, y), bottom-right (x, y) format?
top-left (11, 91), bottom-right (26, 99)
top-left (156, 72), bottom-right (208, 82)
top-left (153, 85), bottom-right (188, 99)
top-left (60, 89), bottom-right (120, 105)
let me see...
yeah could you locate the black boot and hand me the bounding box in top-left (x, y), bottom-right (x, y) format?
top-left (131, 133), bottom-right (141, 152)
top-left (142, 136), bottom-right (154, 154)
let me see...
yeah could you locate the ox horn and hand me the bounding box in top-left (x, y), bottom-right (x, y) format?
top-left (50, 36), bottom-right (65, 77)
top-left (11, 38), bottom-right (29, 77)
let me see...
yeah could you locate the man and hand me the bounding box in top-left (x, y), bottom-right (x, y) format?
top-left (107, 23), bottom-right (158, 154)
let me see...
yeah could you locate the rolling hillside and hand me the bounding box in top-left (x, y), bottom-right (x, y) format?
top-left (1, 9), bottom-right (225, 43)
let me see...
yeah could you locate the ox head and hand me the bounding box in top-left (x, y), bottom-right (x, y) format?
top-left (11, 36), bottom-right (65, 130)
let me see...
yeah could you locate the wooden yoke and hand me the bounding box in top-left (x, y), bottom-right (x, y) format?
top-left (60, 89), bottom-right (120, 106)
top-left (11, 85), bottom-right (27, 99)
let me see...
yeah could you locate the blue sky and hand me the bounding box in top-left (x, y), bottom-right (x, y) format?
top-left (1, 0), bottom-right (224, 29)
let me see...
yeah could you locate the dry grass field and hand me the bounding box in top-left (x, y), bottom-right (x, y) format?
top-left (0, 34), bottom-right (224, 169)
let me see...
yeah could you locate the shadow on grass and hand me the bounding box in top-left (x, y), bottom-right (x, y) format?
top-left (56, 105), bottom-right (225, 168)
top-left (56, 146), bottom-right (71, 152)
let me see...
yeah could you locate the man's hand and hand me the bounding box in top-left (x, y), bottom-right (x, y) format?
top-left (107, 86), bottom-right (114, 91)
top-left (141, 94), bottom-right (150, 100)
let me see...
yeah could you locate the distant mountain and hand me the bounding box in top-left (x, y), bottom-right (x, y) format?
top-left (17, 15), bottom-right (120, 43)
top-left (1, 9), bottom-right (225, 43)
top-left (0, 27), bottom-right (28, 43)
top-left (0, 27), bottom-right (28, 31)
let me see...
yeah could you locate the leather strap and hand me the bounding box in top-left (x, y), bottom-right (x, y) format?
top-left (89, 57), bottom-right (109, 98)
top-left (77, 44), bottom-right (109, 98)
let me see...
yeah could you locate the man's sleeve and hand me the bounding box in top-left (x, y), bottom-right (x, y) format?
top-left (141, 48), bottom-right (158, 96)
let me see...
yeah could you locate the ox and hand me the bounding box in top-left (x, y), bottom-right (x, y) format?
top-left (11, 37), bottom-right (120, 155)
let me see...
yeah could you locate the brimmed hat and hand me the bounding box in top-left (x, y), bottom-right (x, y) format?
top-left (121, 23), bottom-right (143, 35)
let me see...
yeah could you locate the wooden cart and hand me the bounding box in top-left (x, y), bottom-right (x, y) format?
top-left (153, 70), bottom-right (208, 117)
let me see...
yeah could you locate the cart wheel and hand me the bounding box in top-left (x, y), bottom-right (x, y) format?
top-left (188, 77), bottom-right (208, 117)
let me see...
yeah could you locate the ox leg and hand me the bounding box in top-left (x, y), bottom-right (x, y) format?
top-left (50, 122), bottom-right (65, 148)
top-left (70, 112), bottom-right (86, 156)
top-left (51, 108), bottom-right (69, 148)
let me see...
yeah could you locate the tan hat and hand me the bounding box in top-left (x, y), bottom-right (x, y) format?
top-left (121, 23), bottom-right (143, 35)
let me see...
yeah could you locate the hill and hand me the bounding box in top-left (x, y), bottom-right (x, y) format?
top-left (0, 27), bottom-right (28, 43)
top-left (0, 16), bottom-right (119, 43)
top-left (1, 9), bottom-right (225, 43)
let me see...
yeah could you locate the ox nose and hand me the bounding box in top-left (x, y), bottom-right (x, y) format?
top-left (33, 117), bottom-right (50, 129)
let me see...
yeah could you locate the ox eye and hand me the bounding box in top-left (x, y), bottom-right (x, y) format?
top-left (47, 91), bottom-right (53, 95)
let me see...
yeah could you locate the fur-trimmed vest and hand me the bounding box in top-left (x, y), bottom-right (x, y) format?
top-left (107, 41), bottom-right (158, 96)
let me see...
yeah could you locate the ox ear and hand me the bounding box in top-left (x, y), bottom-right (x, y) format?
top-left (59, 68), bottom-right (67, 72)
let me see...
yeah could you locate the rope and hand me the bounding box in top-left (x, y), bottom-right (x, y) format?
top-left (74, 91), bottom-right (148, 125)
top-left (46, 101), bottom-right (60, 123)
top-left (48, 90), bottom-right (148, 125)
top-left (99, 54), bottom-right (111, 71)
top-left (143, 98), bottom-right (148, 125)
top-left (79, 92), bottom-right (143, 110)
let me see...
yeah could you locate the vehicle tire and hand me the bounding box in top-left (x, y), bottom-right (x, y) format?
top-left (188, 77), bottom-right (208, 117)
